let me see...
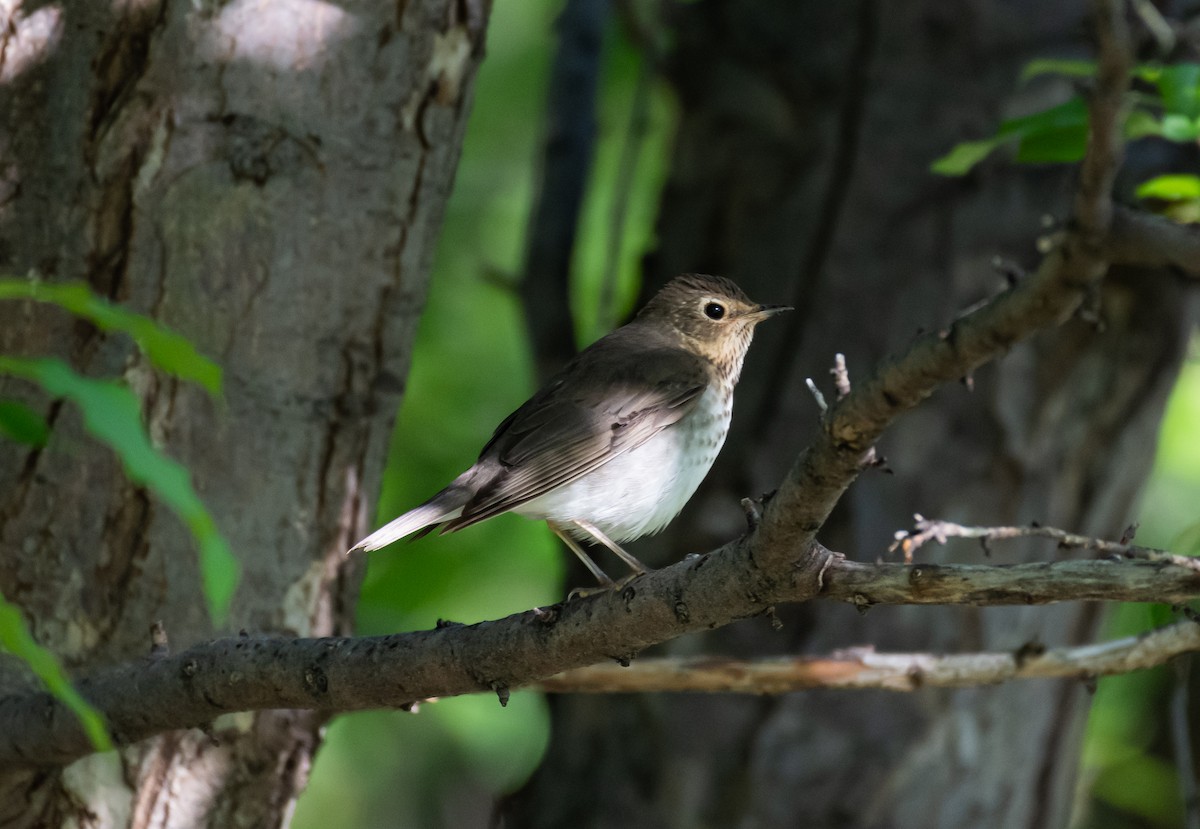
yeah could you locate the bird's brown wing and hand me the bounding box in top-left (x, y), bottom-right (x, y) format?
top-left (442, 337), bottom-right (709, 531)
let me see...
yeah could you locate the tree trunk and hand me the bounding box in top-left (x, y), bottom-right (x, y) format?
top-left (507, 1), bottom-right (1198, 827)
top-left (0, 0), bottom-right (488, 825)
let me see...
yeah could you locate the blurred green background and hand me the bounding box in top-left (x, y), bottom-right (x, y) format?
top-left (290, 2), bottom-right (1200, 826)
top-left (1079, 356), bottom-right (1200, 829)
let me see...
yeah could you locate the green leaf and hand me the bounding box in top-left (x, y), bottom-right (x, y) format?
top-left (1124, 108), bottom-right (1162, 140)
top-left (997, 96), bottom-right (1090, 138)
top-left (0, 357), bottom-right (240, 624)
top-left (1159, 113), bottom-right (1200, 142)
top-left (1134, 64), bottom-right (1164, 84)
top-left (1136, 174), bottom-right (1200, 201)
top-left (1016, 124), bottom-right (1089, 163)
top-left (0, 280), bottom-right (222, 397)
top-left (0, 591), bottom-right (112, 751)
top-left (933, 98), bottom-right (1091, 176)
top-left (1020, 58), bottom-right (1097, 83)
top-left (1155, 62), bottom-right (1200, 119)
top-left (930, 137), bottom-right (1005, 176)
top-left (0, 400), bottom-right (49, 446)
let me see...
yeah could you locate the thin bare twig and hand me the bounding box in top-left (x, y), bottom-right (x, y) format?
top-left (831, 353), bottom-right (851, 400)
top-left (805, 377), bottom-right (828, 413)
top-left (542, 619), bottom-right (1200, 693)
top-left (889, 516), bottom-right (1200, 569)
top-left (1107, 206), bottom-right (1200, 277)
top-left (1130, 0), bottom-right (1176, 56)
top-left (821, 553), bottom-right (1200, 608)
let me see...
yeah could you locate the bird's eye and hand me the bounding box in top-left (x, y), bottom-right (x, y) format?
top-left (704, 302), bottom-right (726, 320)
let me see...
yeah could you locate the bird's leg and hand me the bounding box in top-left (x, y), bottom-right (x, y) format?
top-left (548, 522), bottom-right (615, 587)
top-left (570, 519), bottom-right (650, 575)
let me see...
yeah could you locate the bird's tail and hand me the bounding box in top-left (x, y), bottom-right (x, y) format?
top-left (348, 484), bottom-right (473, 553)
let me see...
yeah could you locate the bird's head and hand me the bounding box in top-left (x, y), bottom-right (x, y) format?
top-left (637, 273), bottom-right (790, 371)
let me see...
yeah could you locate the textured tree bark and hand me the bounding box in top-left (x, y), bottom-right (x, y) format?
top-left (507, 1), bottom-right (1198, 827)
top-left (0, 0), bottom-right (489, 825)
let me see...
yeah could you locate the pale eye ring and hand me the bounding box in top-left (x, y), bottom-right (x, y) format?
top-left (704, 302), bottom-right (726, 320)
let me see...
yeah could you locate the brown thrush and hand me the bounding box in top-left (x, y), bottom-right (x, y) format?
top-left (350, 273), bottom-right (789, 585)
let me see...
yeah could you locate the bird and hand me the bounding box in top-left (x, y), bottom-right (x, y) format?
top-left (349, 273), bottom-right (789, 587)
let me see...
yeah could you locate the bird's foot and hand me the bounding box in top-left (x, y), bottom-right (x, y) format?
top-left (566, 583), bottom-right (610, 601)
top-left (565, 570), bottom-right (647, 601)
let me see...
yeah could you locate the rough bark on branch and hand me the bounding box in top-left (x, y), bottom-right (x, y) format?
top-left (2, 550), bottom-right (1197, 766)
top-left (541, 619), bottom-right (1200, 693)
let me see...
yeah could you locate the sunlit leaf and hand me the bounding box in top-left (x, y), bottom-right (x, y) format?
top-left (950, 62), bottom-right (1200, 177)
top-left (0, 357), bottom-right (239, 624)
top-left (0, 400), bottom-right (49, 446)
top-left (929, 138), bottom-right (1005, 176)
top-left (1159, 113), bottom-right (1200, 142)
top-left (1020, 58), bottom-right (1097, 82)
top-left (0, 591), bottom-right (111, 751)
top-left (1134, 64), bottom-right (1165, 84)
top-left (0, 279), bottom-right (222, 397)
top-left (1136, 174), bottom-right (1200, 201)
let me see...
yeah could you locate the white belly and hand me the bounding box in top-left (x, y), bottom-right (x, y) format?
top-left (514, 385), bottom-right (732, 542)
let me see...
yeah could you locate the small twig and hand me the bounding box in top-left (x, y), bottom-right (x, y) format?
top-left (991, 256), bottom-right (1026, 287)
top-left (824, 555), bottom-right (1200, 607)
top-left (1106, 206), bottom-right (1200, 277)
top-left (1130, 0), bottom-right (1176, 54)
top-left (806, 378), bottom-right (828, 414)
top-left (1074, 0), bottom-right (1131, 241)
top-left (815, 547), bottom-right (841, 592)
top-left (149, 621), bottom-right (169, 659)
top-left (541, 619), bottom-right (1200, 693)
top-left (740, 497), bottom-right (763, 531)
top-left (888, 516), bottom-right (1199, 568)
top-left (831, 353), bottom-right (851, 400)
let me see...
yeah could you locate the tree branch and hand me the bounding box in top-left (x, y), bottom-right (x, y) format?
top-left (889, 516), bottom-right (1180, 562)
top-left (821, 553), bottom-right (1200, 608)
top-left (1107, 205), bottom-right (1200, 277)
top-left (540, 619), bottom-right (1200, 693)
top-left (2, 550), bottom-right (1198, 766)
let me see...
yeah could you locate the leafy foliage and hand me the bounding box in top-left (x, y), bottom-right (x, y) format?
top-left (0, 593), bottom-right (112, 751)
top-left (0, 278), bottom-right (237, 750)
top-left (0, 400), bottom-right (49, 446)
top-left (0, 357), bottom-right (240, 623)
top-left (932, 61), bottom-right (1200, 176)
top-left (1136, 173), bottom-right (1200, 223)
top-left (0, 280), bottom-right (222, 396)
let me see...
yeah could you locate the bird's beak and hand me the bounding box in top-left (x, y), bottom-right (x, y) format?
top-left (743, 304), bottom-right (792, 322)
